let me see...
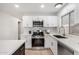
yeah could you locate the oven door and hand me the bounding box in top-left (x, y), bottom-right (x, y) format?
top-left (32, 38), bottom-right (44, 47)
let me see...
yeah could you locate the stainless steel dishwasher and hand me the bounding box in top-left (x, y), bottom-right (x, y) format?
top-left (58, 42), bottom-right (74, 55)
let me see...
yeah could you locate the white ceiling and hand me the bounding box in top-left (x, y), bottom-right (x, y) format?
top-left (0, 3), bottom-right (67, 19)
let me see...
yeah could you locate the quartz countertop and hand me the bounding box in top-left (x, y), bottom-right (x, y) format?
top-left (48, 34), bottom-right (79, 54)
top-left (0, 40), bottom-right (25, 55)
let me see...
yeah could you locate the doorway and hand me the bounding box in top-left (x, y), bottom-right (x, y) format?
top-left (18, 22), bottom-right (21, 40)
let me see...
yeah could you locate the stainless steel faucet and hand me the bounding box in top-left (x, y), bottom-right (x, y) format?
top-left (59, 26), bottom-right (65, 36)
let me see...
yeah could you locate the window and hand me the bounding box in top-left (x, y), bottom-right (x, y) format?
top-left (61, 10), bottom-right (75, 34)
top-left (62, 14), bottom-right (69, 26)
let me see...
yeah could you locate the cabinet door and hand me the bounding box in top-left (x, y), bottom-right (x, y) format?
top-left (21, 35), bottom-right (31, 48)
top-left (45, 35), bottom-right (57, 55)
top-left (43, 16), bottom-right (49, 27)
top-left (47, 16), bottom-right (57, 27)
top-left (22, 16), bottom-right (32, 27)
top-left (45, 35), bottom-right (51, 48)
top-left (44, 16), bottom-right (57, 27)
top-left (50, 37), bottom-right (57, 55)
top-left (32, 16), bottom-right (44, 21)
top-left (25, 35), bottom-right (31, 48)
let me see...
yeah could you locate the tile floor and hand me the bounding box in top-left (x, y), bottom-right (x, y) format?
top-left (25, 48), bottom-right (53, 55)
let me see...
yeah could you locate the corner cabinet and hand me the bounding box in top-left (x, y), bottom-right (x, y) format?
top-left (45, 34), bottom-right (57, 55)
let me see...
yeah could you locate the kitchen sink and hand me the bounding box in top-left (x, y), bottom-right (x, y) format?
top-left (53, 35), bottom-right (66, 38)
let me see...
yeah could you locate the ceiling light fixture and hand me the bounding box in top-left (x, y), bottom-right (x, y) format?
top-left (14, 4), bottom-right (19, 8)
top-left (40, 4), bottom-right (45, 8)
top-left (55, 3), bottom-right (63, 8)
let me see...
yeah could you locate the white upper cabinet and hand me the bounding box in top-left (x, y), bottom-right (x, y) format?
top-left (22, 16), bottom-right (32, 27)
top-left (44, 16), bottom-right (58, 27)
top-left (22, 16), bottom-right (58, 27)
top-left (32, 16), bottom-right (44, 21)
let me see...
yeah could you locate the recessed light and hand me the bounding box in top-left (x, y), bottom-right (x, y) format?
top-left (40, 4), bottom-right (45, 8)
top-left (55, 3), bottom-right (63, 8)
top-left (14, 4), bottom-right (19, 8)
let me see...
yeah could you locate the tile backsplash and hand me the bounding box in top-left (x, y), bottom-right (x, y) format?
top-left (21, 27), bottom-right (58, 35)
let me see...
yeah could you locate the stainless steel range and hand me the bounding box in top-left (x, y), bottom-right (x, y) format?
top-left (32, 30), bottom-right (44, 47)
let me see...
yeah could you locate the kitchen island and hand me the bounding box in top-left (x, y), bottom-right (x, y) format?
top-left (0, 40), bottom-right (25, 55)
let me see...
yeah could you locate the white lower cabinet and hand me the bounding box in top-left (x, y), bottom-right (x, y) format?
top-left (45, 35), bottom-right (51, 48)
top-left (45, 35), bottom-right (57, 55)
top-left (50, 38), bottom-right (57, 55)
top-left (25, 35), bottom-right (31, 48)
top-left (21, 35), bottom-right (31, 48)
